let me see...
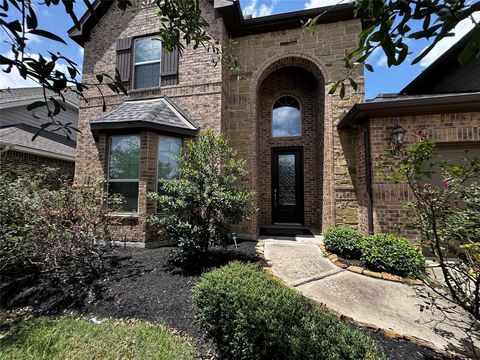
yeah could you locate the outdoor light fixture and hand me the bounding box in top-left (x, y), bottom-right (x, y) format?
top-left (390, 124), bottom-right (406, 148)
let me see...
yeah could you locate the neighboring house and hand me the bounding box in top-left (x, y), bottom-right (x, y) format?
top-left (339, 27), bottom-right (480, 238)
top-left (0, 87), bottom-right (79, 179)
top-left (68, 0), bottom-right (479, 247)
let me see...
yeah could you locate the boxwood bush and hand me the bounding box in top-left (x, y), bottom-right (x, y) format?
top-left (323, 225), bottom-right (364, 259)
top-left (192, 262), bottom-right (385, 360)
top-left (361, 234), bottom-right (426, 278)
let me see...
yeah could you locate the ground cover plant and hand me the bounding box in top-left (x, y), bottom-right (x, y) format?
top-left (193, 261), bottom-right (386, 360)
top-left (323, 225), bottom-right (426, 278)
top-left (0, 168), bottom-right (121, 309)
top-left (148, 130), bottom-right (255, 265)
top-left (376, 135), bottom-right (480, 319)
top-left (0, 315), bottom-right (196, 360)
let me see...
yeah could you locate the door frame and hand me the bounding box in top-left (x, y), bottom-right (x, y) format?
top-left (271, 146), bottom-right (304, 225)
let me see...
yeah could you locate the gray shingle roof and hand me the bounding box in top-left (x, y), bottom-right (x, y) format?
top-left (0, 87), bottom-right (80, 107)
top-left (91, 95), bottom-right (199, 136)
top-left (0, 124), bottom-right (76, 160)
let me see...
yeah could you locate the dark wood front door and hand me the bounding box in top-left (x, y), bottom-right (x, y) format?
top-left (271, 147), bottom-right (304, 224)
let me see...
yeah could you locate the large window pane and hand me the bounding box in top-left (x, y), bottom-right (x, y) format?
top-left (108, 182), bottom-right (139, 212)
top-left (272, 96), bottom-right (301, 137)
top-left (108, 135), bottom-right (140, 212)
top-left (135, 37), bottom-right (161, 63)
top-left (109, 136), bottom-right (140, 179)
top-left (158, 136), bottom-right (182, 181)
top-left (134, 63), bottom-right (160, 89)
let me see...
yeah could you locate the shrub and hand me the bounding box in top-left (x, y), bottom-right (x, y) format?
top-left (148, 130), bottom-right (256, 265)
top-left (0, 169), bottom-right (121, 306)
top-left (323, 225), bottom-right (364, 259)
top-left (192, 262), bottom-right (385, 360)
top-left (361, 233), bottom-right (426, 278)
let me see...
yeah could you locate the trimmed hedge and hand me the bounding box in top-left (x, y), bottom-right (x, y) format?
top-left (192, 262), bottom-right (385, 360)
top-left (324, 226), bottom-right (364, 259)
top-left (361, 233), bottom-right (426, 278)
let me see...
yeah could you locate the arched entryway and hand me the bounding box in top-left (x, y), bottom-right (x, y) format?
top-left (255, 60), bottom-right (325, 230)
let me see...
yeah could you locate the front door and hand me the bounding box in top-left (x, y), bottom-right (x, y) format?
top-left (271, 147), bottom-right (304, 224)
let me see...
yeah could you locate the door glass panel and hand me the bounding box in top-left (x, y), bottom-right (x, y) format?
top-left (278, 154), bottom-right (296, 206)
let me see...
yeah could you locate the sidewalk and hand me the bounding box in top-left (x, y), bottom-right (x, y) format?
top-left (261, 237), bottom-right (479, 358)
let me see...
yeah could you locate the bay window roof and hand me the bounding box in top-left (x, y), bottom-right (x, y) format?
top-left (90, 95), bottom-right (199, 137)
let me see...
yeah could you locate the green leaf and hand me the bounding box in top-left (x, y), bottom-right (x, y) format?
top-left (349, 78), bottom-right (358, 91)
top-left (364, 63), bottom-right (374, 72)
top-left (28, 29), bottom-right (67, 44)
top-left (26, 101), bottom-right (47, 111)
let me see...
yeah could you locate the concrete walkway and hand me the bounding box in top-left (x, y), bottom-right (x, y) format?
top-left (261, 236), bottom-right (479, 358)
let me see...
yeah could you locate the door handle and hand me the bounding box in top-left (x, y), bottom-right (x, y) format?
top-left (273, 188), bottom-right (277, 207)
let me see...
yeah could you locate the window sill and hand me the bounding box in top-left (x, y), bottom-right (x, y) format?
top-left (108, 212), bottom-right (139, 218)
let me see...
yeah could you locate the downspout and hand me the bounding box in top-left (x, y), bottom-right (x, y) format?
top-left (364, 123), bottom-right (374, 234)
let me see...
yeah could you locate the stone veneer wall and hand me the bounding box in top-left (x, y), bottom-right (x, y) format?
top-left (227, 19), bottom-right (364, 234)
top-left (74, 0), bottom-right (227, 244)
top-left (359, 111), bottom-right (480, 240)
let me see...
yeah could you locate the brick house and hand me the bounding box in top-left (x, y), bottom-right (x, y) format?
top-left (68, 0), bottom-right (480, 246)
top-left (0, 87), bottom-right (79, 179)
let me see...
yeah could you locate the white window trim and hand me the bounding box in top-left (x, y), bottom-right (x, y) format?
top-left (271, 94), bottom-right (302, 138)
top-left (107, 135), bottom-right (140, 214)
top-left (132, 35), bottom-right (162, 90)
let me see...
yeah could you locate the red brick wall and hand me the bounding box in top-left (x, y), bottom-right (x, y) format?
top-left (0, 150), bottom-right (75, 180)
top-left (359, 111), bottom-right (480, 241)
top-left (257, 67), bottom-right (323, 228)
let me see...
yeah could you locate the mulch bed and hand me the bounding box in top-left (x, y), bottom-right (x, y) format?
top-left (1, 240), bottom-right (454, 360)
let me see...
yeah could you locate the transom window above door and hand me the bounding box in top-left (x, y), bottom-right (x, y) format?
top-left (134, 36), bottom-right (161, 89)
top-left (272, 96), bottom-right (301, 137)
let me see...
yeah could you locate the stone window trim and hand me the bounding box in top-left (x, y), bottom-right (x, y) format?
top-left (107, 134), bottom-right (141, 214)
top-left (271, 94), bottom-right (302, 139)
top-left (132, 35), bottom-right (162, 90)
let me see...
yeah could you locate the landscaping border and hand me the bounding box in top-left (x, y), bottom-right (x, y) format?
top-left (318, 243), bottom-right (424, 285)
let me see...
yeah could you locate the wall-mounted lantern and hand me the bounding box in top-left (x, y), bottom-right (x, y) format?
top-left (390, 124), bottom-right (406, 149)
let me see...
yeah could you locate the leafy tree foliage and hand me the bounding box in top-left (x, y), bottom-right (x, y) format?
top-left (1, 0), bottom-right (478, 134)
top-left (376, 135), bottom-right (480, 319)
top-left (148, 130), bottom-right (256, 265)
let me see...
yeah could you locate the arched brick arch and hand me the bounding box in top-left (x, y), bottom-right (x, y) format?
top-left (248, 52), bottom-right (333, 231)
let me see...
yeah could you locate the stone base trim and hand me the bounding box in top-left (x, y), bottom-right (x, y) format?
top-left (318, 243), bottom-right (424, 285)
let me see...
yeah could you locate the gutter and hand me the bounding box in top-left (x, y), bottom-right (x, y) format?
top-left (1, 143), bottom-right (76, 162)
top-left (338, 92), bottom-right (480, 130)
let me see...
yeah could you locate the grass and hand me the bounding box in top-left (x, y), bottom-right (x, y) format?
top-left (0, 315), bottom-right (196, 360)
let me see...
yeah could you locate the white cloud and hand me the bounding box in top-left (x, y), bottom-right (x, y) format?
top-left (243, 0), bottom-right (278, 18)
top-left (0, 51), bottom-right (74, 89)
top-left (304, 0), bottom-right (352, 9)
top-left (419, 12), bottom-right (480, 68)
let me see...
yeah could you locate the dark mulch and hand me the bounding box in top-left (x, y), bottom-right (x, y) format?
top-left (1, 240), bottom-right (454, 359)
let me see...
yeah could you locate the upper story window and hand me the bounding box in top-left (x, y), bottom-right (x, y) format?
top-left (133, 36), bottom-right (161, 89)
top-left (272, 96), bottom-right (301, 138)
top-left (157, 135), bottom-right (182, 189)
top-left (108, 135), bottom-right (140, 212)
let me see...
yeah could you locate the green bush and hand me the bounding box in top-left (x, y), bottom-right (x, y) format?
top-left (323, 225), bottom-right (364, 259)
top-left (192, 262), bottom-right (385, 360)
top-left (148, 130), bottom-right (255, 265)
top-left (361, 234), bottom-right (426, 278)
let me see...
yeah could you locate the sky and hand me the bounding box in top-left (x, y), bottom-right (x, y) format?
top-left (0, 0), bottom-right (478, 99)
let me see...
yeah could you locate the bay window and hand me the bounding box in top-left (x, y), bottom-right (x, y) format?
top-left (108, 135), bottom-right (140, 212)
top-left (157, 135), bottom-right (182, 192)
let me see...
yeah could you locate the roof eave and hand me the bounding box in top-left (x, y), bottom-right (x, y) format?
top-left (90, 121), bottom-right (199, 139)
top-left (338, 93), bottom-right (480, 130)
